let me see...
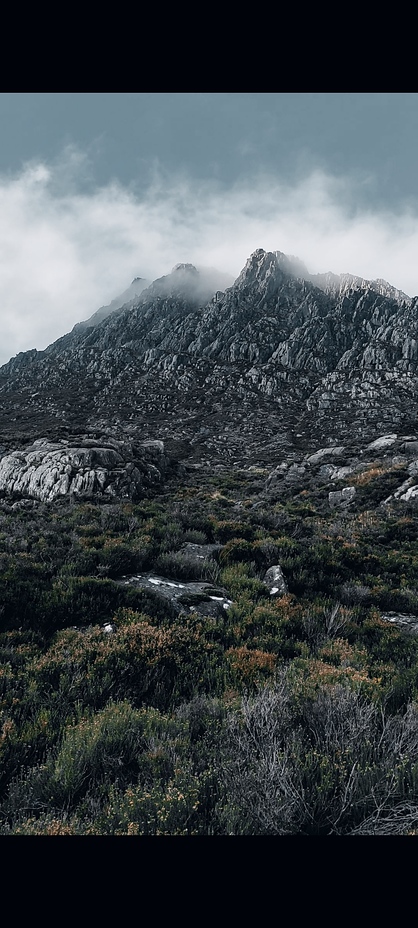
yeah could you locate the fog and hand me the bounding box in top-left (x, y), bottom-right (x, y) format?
top-left (1, 149), bottom-right (418, 366)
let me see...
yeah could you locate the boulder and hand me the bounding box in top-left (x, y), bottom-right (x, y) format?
top-left (402, 441), bottom-right (418, 456)
top-left (266, 462), bottom-right (289, 488)
top-left (383, 477), bottom-right (415, 503)
top-left (263, 564), bottom-right (288, 596)
top-left (329, 486), bottom-right (356, 508)
top-left (285, 463), bottom-right (307, 484)
top-left (366, 435), bottom-right (398, 451)
top-left (179, 543), bottom-right (223, 563)
top-left (305, 446), bottom-right (345, 465)
top-left (399, 485), bottom-right (418, 502)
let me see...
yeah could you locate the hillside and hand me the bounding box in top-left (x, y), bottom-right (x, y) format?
top-left (0, 248), bottom-right (417, 466)
top-left (2, 249), bottom-right (418, 834)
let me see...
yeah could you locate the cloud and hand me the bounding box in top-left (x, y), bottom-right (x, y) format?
top-left (1, 149), bottom-right (418, 366)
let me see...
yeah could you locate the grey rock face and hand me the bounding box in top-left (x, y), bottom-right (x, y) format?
top-left (305, 446), bottom-right (345, 465)
top-left (0, 248), bottom-right (417, 465)
top-left (403, 442), bottom-right (418, 456)
top-left (380, 613), bottom-right (418, 635)
top-left (0, 437), bottom-right (170, 502)
top-left (263, 565), bottom-right (288, 596)
top-left (329, 486), bottom-right (356, 508)
top-left (367, 435), bottom-right (398, 451)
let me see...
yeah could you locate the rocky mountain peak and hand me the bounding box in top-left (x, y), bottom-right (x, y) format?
top-left (140, 262), bottom-right (231, 307)
top-left (172, 263), bottom-right (198, 275)
top-left (235, 248), bottom-right (316, 295)
top-left (0, 245), bottom-right (417, 487)
top-left (234, 249), bottom-right (286, 293)
top-left (238, 247), bottom-right (278, 276)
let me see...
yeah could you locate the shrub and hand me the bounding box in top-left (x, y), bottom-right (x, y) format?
top-left (226, 647), bottom-right (277, 689)
top-left (211, 520), bottom-right (255, 543)
top-left (154, 551), bottom-right (219, 583)
top-left (219, 539), bottom-right (256, 566)
top-left (221, 673), bottom-right (418, 835)
top-left (51, 702), bottom-right (171, 806)
top-left (220, 563), bottom-right (267, 600)
top-left (94, 772), bottom-right (202, 835)
top-left (1, 702), bottom-right (189, 825)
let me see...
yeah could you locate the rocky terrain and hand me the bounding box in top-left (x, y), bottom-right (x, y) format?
top-left (0, 436), bottom-right (171, 503)
top-left (4, 248), bottom-right (418, 836)
top-left (0, 247), bottom-right (417, 495)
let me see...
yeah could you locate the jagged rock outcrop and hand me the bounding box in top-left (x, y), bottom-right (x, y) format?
top-left (0, 249), bottom-right (417, 467)
top-left (0, 437), bottom-right (170, 502)
top-left (308, 271), bottom-right (411, 306)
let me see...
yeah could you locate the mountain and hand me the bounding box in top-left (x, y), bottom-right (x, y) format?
top-left (0, 248), bottom-right (417, 477)
top-left (4, 249), bottom-right (418, 837)
top-left (73, 277), bottom-right (150, 331)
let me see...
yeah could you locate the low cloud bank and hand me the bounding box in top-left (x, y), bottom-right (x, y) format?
top-left (0, 150), bottom-right (417, 366)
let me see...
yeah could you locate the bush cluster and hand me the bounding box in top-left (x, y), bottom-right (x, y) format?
top-left (1, 463), bottom-right (418, 832)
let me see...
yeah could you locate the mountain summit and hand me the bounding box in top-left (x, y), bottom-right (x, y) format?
top-left (0, 248), bottom-right (416, 466)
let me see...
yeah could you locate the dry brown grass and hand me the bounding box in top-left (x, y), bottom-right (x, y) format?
top-left (349, 465), bottom-right (387, 486)
top-left (347, 462), bottom-right (406, 488)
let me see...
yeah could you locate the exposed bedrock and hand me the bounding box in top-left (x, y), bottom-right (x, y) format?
top-left (0, 436), bottom-right (170, 502)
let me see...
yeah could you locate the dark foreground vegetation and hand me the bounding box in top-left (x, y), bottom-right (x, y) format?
top-left (2, 462), bottom-right (418, 834)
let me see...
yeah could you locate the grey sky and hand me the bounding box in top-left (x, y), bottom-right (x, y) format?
top-left (1, 93), bottom-right (417, 206)
top-left (0, 93), bottom-right (418, 365)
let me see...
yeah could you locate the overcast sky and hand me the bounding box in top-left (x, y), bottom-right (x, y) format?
top-left (1, 92), bottom-right (418, 365)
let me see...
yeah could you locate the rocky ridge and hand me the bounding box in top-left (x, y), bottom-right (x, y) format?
top-left (0, 248), bottom-right (417, 484)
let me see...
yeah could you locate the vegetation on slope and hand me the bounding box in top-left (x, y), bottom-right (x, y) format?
top-left (2, 463), bottom-right (418, 833)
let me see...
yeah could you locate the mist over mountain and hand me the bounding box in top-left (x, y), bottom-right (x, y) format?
top-left (73, 277), bottom-right (150, 332)
top-left (0, 247), bottom-right (416, 469)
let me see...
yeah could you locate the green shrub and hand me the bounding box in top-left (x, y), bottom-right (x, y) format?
top-left (1, 702), bottom-right (189, 823)
top-left (154, 551), bottom-right (219, 583)
top-left (211, 520), bottom-right (255, 543)
top-left (219, 539), bottom-right (256, 566)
